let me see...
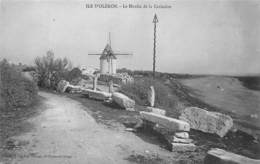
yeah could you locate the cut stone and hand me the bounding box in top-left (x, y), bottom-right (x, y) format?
top-left (179, 107), bottom-right (233, 137)
top-left (171, 143), bottom-right (196, 152)
top-left (204, 148), bottom-right (260, 164)
top-left (93, 76), bottom-right (98, 91)
top-left (140, 111), bottom-right (190, 132)
top-left (172, 136), bottom-right (192, 144)
top-left (153, 125), bottom-right (192, 144)
top-left (66, 85), bottom-right (82, 93)
top-left (146, 107), bottom-right (166, 116)
top-left (147, 86), bottom-right (155, 107)
top-left (82, 89), bottom-right (111, 100)
top-left (112, 92), bottom-right (135, 110)
top-left (153, 124), bottom-right (174, 143)
top-left (174, 132), bottom-right (189, 139)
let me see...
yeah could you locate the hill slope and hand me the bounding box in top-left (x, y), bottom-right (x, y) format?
top-left (180, 76), bottom-right (260, 138)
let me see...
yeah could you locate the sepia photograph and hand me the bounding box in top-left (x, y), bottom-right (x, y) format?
top-left (0, 0), bottom-right (259, 163)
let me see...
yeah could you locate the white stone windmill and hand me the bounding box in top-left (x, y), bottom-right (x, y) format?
top-left (88, 33), bottom-right (133, 74)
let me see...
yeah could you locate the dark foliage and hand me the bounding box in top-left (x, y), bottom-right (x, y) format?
top-left (0, 59), bottom-right (38, 110)
top-left (66, 67), bottom-right (82, 82)
top-left (237, 76), bottom-right (260, 91)
top-left (34, 50), bottom-right (71, 89)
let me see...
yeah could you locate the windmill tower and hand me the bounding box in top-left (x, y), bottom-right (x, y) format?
top-left (89, 33), bottom-right (132, 74)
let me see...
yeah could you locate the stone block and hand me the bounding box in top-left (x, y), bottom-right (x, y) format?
top-left (172, 136), bottom-right (192, 144)
top-left (82, 89), bottom-right (111, 100)
top-left (146, 107), bottom-right (166, 116)
top-left (171, 143), bottom-right (196, 152)
top-left (140, 111), bottom-right (190, 132)
top-left (174, 132), bottom-right (189, 139)
top-left (147, 86), bottom-right (155, 107)
top-left (204, 148), bottom-right (260, 164)
top-left (112, 92), bottom-right (135, 110)
top-left (179, 107), bottom-right (233, 137)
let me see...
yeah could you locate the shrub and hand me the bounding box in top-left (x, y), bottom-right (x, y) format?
top-left (34, 50), bottom-right (72, 89)
top-left (119, 77), bottom-right (176, 108)
top-left (66, 67), bottom-right (82, 82)
top-left (0, 60), bottom-right (38, 109)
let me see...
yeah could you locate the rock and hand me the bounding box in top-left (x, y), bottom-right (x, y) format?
top-left (146, 107), bottom-right (166, 116)
top-left (171, 143), bottom-right (196, 152)
top-left (66, 85), bottom-right (82, 93)
top-left (112, 92), bottom-right (135, 110)
top-left (204, 148), bottom-right (260, 164)
top-left (57, 80), bottom-right (69, 93)
top-left (153, 124), bottom-right (175, 143)
top-left (172, 136), bottom-right (193, 144)
top-left (179, 107), bottom-right (233, 137)
top-left (82, 89), bottom-right (111, 100)
top-left (125, 128), bottom-right (136, 132)
top-left (108, 80), bottom-right (114, 93)
top-left (174, 132), bottom-right (189, 139)
top-left (140, 111), bottom-right (190, 132)
top-left (147, 86), bottom-right (155, 107)
top-left (93, 76), bottom-right (98, 91)
top-left (153, 126), bottom-right (192, 144)
top-left (250, 114), bottom-right (258, 119)
top-left (134, 119), bottom-right (144, 129)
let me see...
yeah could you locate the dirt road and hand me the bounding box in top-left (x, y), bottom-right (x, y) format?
top-left (7, 91), bottom-right (170, 164)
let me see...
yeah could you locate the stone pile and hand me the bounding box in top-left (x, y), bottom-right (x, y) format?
top-left (179, 107), bottom-right (233, 137)
top-left (140, 111), bottom-right (196, 152)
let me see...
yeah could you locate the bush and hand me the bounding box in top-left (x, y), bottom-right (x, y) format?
top-left (66, 67), bottom-right (82, 82)
top-left (119, 77), bottom-right (176, 108)
top-left (0, 60), bottom-right (38, 109)
top-left (34, 50), bottom-right (71, 89)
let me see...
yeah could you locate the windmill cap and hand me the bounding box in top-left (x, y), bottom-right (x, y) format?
top-left (99, 54), bottom-right (117, 60)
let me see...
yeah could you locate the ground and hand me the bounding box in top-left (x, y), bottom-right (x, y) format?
top-left (1, 76), bottom-right (260, 164)
top-left (0, 91), bottom-right (196, 164)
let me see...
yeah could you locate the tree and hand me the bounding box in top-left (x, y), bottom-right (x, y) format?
top-left (34, 50), bottom-right (72, 89)
top-left (66, 67), bottom-right (82, 82)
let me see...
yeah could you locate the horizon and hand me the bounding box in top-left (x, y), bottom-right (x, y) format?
top-left (0, 0), bottom-right (260, 76)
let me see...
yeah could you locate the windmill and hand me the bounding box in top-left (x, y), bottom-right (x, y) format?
top-left (88, 33), bottom-right (133, 75)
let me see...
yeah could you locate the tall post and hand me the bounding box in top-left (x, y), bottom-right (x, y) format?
top-left (153, 14), bottom-right (158, 78)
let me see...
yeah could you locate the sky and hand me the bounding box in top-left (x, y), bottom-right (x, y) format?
top-left (0, 0), bottom-right (259, 75)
